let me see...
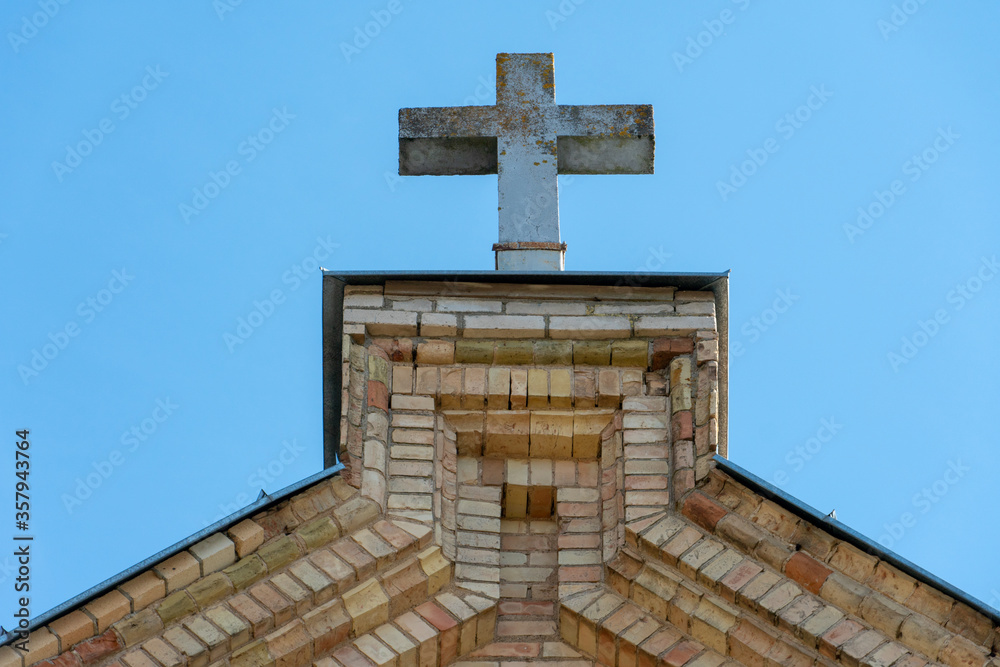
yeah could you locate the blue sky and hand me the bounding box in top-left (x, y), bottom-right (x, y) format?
top-left (2, 1), bottom-right (998, 621)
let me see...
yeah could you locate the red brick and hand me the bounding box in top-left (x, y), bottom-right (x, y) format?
top-left (719, 561), bottom-right (763, 602)
top-left (560, 566), bottom-right (602, 582)
top-left (75, 631), bottom-right (122, 665)
top-left (229, 593), bottom-right (274, 636)
top-left (638, 629), bottom-right (684, 667)
top-left (671, 411), bottom-right (693, 441)
top-left (468, 643), bottom-right (540, 658)
top-left (819, 619), bottom-right (865, 659)
top-left (248, 583), bottom-right (295, 627)
top-left (681, 493), bottom-right (727, 532)
top-left (331, 645), bottom-right (375, 667)
top-left (660, 640), bottom-right (702, 667)
top-left (482, 459), bottom-right (504, 486)
top-left (367, 381), bottom-right (388, 410)
top-left (651, 339), bottom-right (694, 370)
top-left (331, 538), bottom-right (377, 580)
top-left (38, 652), bottom-right (83, 667)
top-left (372, 338), bottom-right (412, 362)
top-left (785, 552), bottom-right (833, 595)
top-left (382, 560), bottom-right (429, 617)
top-left (414, 602), bottom-right (457, 632)
top-left (372, 520), bottom-right (417, 558)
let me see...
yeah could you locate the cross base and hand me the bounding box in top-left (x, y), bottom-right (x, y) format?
top-left (493, 242), bottom-right (567, 271)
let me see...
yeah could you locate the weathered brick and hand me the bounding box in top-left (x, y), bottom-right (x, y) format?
top-left (157, 590), bottom-right (198, 624)
top-left (228, 593), bottom-right (274, 637)
top-left (188, 572), bottom-right (235, 608)
top-left (74, 630), bottom-right (122, 666)
top-left (899, 613), bottom-right (951, 660)
top-left (343, 579), bottom-right (390, 635)
top-left (155, 552), bottom-right (201, 593)
top-left (142, 638), bottom-right (184, 667)
top-left (119, 571), bottom-right (167, 612)
top-left (334, 496), bottom-right (380, 533)
top-left (682, 493), bottom-right (728, 532)
top-left (184, 616), bottom-right (229, 661)
top-left (785, 552), bottom-right (833, 595)
top-left (249, 582), bottom-right (296, 626)
top-left (228, 520), bottom-right (266, 558)
top-left (204, 606), bottom-right (251, 649)
top-left (49, 610), bottom-right (96, 651)
top-left (190, 534), bottom-right (238, 575)
top-left (231, 639), bottom-right (274, 667)
top-left (224, 555), bottom-right (268, 591)
top-left (534, 340), bottom-right (573, 365)
top-left (264, 620), bottom-right (313, 667)
top-left (163, 627), bottom-right (208, 667)
top-left (113, 609), bottom-right (163, 648)
top-left (829, 543), bottom-right (878, 582)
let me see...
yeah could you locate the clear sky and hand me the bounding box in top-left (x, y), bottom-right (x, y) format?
top-left (2, 1), bottom-right (998, 622)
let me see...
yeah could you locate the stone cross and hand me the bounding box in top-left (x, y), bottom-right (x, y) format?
top-left (399, 53), bottom-right (654, 271)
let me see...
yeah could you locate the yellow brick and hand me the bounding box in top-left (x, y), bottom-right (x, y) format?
top-left (573, 413), bottom-right (612, 458)
top-left (48, 610), bottom-right (96, 651)
top-left (24, 629), bottom-right (58, 665)
top-left (485, 412), bottom-right (529, 457)
top-left (228, 520), bottom-right (266, 558)
top-left (527, 369), bottom-right (548, 409)
top-left (529, 411), bottom-right (573, 458)
top-left (417, 547), bottom-right (451, 594)
top-left (462, 368), bottom-right (486, 409)
top-left (415, 341), bottom-right (454, 365)
top-left (509, 370), bottom-right (527, 408)
top-left (84, 590), bottom-right (131, 632)
top-left (342, 579), bottom-right (390, 635)
top-left (414, 367), bottom-right (438, 395)
top-left (392, 366), bottom-right (414, 395)
top-left (487, 368), bottom-right (510, 409)
top-left (155, 552), bottom-right (201, 592)
top-left (597, 369), bottom-right (620, 408)
top-left (439, 368), bottom-right (462, 409)
top-left (549, 369), bottom-right (572, 408)
top-left (504, 484), bottom-right (528, 519)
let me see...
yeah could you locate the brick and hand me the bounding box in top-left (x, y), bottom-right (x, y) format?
top-left (249, 582), bottom-right (295, 626)
top-left (509, 369), bottom-right (528, 408)
top-left (142, 638), bottom-right (184, 667)
top-left (188, 572), bottom-right (235, 607)
top-left (841, 630), bottom-right (885, 667)
top-left (681, 493), bottom-right (728, 532)
top-left (574, 413), bottom-right (612, 458)
top-left (224, 555), bottom-right (268, 591)
top-left (74, 630), bottom-right (122, 666)
top-left (485, 412), bottom-right (529, 457)
top-left (714, 514), bottom-right (764, 554)
top-left (375, 625), bottom-right (417, 667)
top-left (905, 583), bottom-right (954, 624)
top-left (421, 313), bottom-right (457, 337)
top-left (120, 650), bottom-right (157, 667)
top-left (899, 613), bottom-right (950, 660)
top-left (528, 411), bottom-right (573, 458)
top-left (49, 610), bottom-right (96, 651)
top-left (383, 560), bottom-right (429, 616)
top-left (394, 612), bottom-right (439, 667)
top-left (329, 645), bottom-right (372, 667)
top-left (819, 572), bottom-right (868, 615)
top-left (22, 629), bottom-right (59, 666)
top-left (612, 339), bottom-right (649, 367)
top-left (550, 316), bottom-right (631, 339)
top-left (354, 635), bottom-right (396, 667)
top-left (334, 496), bottom-right (381, 534)
top-left (158, 590), bottom-right (198, 624)
top-left (390, 394), bottom-right (434, 411)
top-left (256, 536), bottom-right (301, 572)
top-left (486, 368), bottom-right (510, 409)
top-left (828, 543), bottom-right (878, 582)
top-left (118, 571), bottom-right (167, 612)
top-left (635, 316), bottom-right (714, 337)
top-left (455, 340), bottom-right (494, 364)
top-left (494, 340), bottom-right (533, 365)
top-left (343, 579), bottom-right (390, 635)
top-left (939, 635), bottom-right (989, 667)
top-left (184, 616), bottom-right (229, 660)
top-left (229, 593), bottom-right (274, 637)
top-left (369, 380), bottom-right (390, 410)
top-left (784, 552), bottom-right (833, 595)
top-left (163, 627), bottom-right (208, 667)
top-left (819, 618), bottom-right (865, 659)
top-left (415, 340), bottom-right (454, 365)
top-left (372, 338), bottom-right (413, 362)
top-left (271, 573), bottom-right (312, 614)
top-left (534, 340), bottom-right (573, 365)
top-left (204, 606), bottom-right (251, 649)
top-left (113, 609), bottom-right (163, 648)
top-left (859, 593), bottom-right (911, 637)
top-left (295, 516), bottom-right (341, 550)
top-left (946, 603), bottom-right (993, 646)
top-left (597, 369), bottom-right (621, 407)
top-left (464, 315), bottom-right (545, 338)
top-left (155, 552), bottom-right (201, 593)
top-left (799, 606), bottom-right (845, 646)
top-left (302, 600), bottom-right (351, 655)
top-left (573, 341), bottom-right (611, 366)
top-left (228, 521), bottom-right (266, 558)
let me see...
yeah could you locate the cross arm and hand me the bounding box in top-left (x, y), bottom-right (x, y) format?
top-left (399, 106), bottom-right (500, 175)
top-left (551, 104), bottom-right (654, 175)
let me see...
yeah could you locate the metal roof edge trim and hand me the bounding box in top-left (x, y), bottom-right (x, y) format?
top-left (322, 269), bottom-right (730, 288)
top-left (1, 465), bottom-right (344, 647)
top-left (713, 455), bottom-right (1000, 626)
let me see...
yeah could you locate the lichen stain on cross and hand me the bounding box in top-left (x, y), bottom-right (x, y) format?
top-left (399, 53), bottom-right (654, 271)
